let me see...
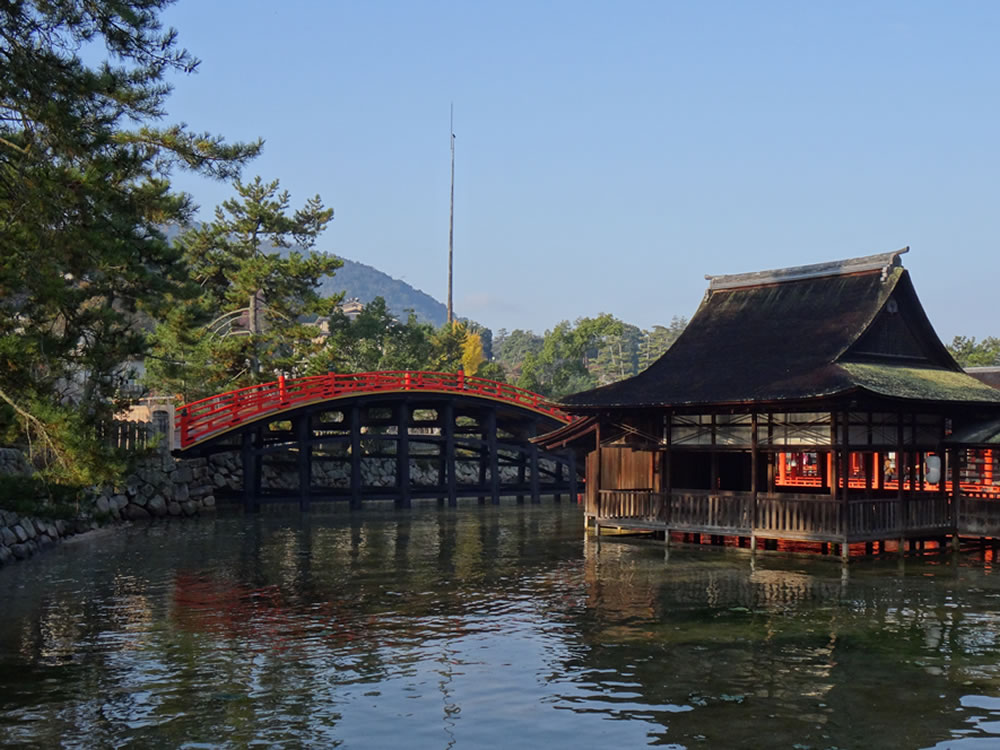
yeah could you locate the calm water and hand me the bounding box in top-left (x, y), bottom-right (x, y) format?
top-left (2, 505), bottom-right (1000, 749)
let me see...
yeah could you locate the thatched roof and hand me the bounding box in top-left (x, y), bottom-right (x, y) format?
top-left (559, 248), bottom-right (1000, 411)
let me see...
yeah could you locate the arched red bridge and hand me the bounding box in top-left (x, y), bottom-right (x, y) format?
top-left (178, 370), bottom-right (571, 450)
top-left (174, 372), bottom-right (579, 510)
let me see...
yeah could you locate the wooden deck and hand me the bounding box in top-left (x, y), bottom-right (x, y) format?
top-left (593, 489), bottom-right (960, 546)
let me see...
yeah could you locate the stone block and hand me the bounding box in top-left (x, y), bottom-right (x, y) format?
top-left (167, 502), bottom-right (182, 516)
top-left (124, 504), bottom-right (150, 520)
top-left (12, 525), bottom-right (28, 543)
top-left (1, 527), bottom-right (16, 546)
top-left (0, 545), bottom-right (12, 565)
top-left (174, 465), bottom-right (193, 483)
top-left (182, 500), bottom-right (198, 516)
top-left (148, 495), bottom-right (167, 515)
top-left (11, 543), bottom-right (29, 560)
top-left (173, 483), bottom-right (190, 502)
top-left (96, 496), bottom-right (111, 514)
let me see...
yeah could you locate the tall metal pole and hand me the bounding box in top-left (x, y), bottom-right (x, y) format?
top-left (447, 104), bottom-right (455, 326)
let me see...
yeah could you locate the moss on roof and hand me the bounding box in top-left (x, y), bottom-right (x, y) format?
top-left (840, 362), bottom-right (1000, 404)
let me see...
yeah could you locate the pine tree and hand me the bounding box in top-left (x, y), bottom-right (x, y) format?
top-left (147, 177), bottom-right (338, 399)
top-left (0, 0), bottom-right (259, 478)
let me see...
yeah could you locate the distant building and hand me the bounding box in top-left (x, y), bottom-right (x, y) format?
top-left (967, 366), bottom-right (1000, 390)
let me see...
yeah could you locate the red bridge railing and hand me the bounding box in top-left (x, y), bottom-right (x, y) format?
top-left (177, 370), bottom-right (571, 449)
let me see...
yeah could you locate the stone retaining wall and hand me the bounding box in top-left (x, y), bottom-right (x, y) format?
top-left (0, 448), bottom-right (216, 568)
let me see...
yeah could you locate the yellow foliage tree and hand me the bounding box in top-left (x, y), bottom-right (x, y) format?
top-left (461, 330), bottom-right (485, 375)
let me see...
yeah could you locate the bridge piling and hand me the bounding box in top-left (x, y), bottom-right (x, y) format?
top-left (397, 400), bottom-right (411, 509)
top-left (296, 415), bottom-right (311, 511)
top-left (350, 405), bottom-right (362, 510)
top-left (444, 401), bottom-right (457, 507)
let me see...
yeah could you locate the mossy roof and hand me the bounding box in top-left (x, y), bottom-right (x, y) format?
top-left (559, 250), bottom-right (1000, 411)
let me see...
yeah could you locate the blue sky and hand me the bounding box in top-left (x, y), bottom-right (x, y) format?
top-left (161, 0), bottom-right (1000, 341)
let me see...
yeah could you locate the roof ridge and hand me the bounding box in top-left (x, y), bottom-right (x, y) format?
top-left (706, 247), bottom-right (909, 291)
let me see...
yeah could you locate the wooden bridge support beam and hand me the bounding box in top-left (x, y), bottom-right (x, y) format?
top-left (530, 443), bottom-right (540, 504)
top-left (444, 401), bottom-right (457, 507)
top-left (350, 405), bottom-right (362, 510)
top-left (397, 401), bottom-right (411, 509)
top-left (296, 415), bottom-right (311, 511)
top-left (487, 409), bottom-right (500, 504)
top-left (242, 427), bottom-right (262, 513)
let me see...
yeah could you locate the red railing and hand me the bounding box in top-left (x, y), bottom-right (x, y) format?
top-left (177, 371), bottom-right (572, 449)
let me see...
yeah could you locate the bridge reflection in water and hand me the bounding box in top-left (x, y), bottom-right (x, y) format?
top-left (174, 371), bottom-right (580, 510)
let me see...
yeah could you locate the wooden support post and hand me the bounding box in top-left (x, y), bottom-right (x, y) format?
top-left (841, 411), bottom-right (850, 555)
top-left (664, 415), bottom-right (673, 530)
top-left (897, 416), bottom-right (906, 533)
top-left (350, 404), bottom-right (362, 510)
top-left (478, 411), bottom-right (489, 504)
top-left (397, 401), bottom-right (411, 509)
top-left (242, 429), bottom-right (259, 512)
top-left (444, 401), bottom-right (457, 507)
top-left (529, 443), bottom-right (540, 504)
top-left (568, 451), bottom-right (578, 506)
top-left (952, 446), bottom-right (962, 547)
top-left (516, 445), bottom-right (527, 504)
top-left (751, 412), bottom-right (759, 544)
top-left (595, 421), bottom-right (603, 521)
top-left (486, 408), bottom-right (500, 505)
top-left (296, 415), bottom-right (311, 511)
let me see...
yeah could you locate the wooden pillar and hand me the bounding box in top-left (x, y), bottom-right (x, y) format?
top-left (595, 421), bottom-right (603, 519)
top-left (663, 411), bottom-right (673, 530)
top-left (530, 443), bottom-right (540, 503)
top-left (778, 451), bottom-right (787, 484)
top-left (296, 415), bottom-right (311, 511)
top-left (952, 446), bottom-right (962, 542)
top-left (516, 446), bottom-right (527, 504)
top-left (350, 404), bottom-right (362, 510)
top-left (242, 429), bottom-right (259, 512)
top-left (751, 412), bottom-right (759, 542)
top-left (568, 451), bottom-right (578, 504)
top-left (396, 401), bottom-right (411, 509)
top-left (841, 411), bottom-right (850, 560)
top-left (830, 412), bottom-right (839, 499)
top-left (897, 414), bottom-right (906, 553)
top-left (486, 408), bottom-right (500, 505)
top-left (444, 401), bottom-right (457, 507)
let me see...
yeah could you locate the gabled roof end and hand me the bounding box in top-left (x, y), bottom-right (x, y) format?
top-left (705, 247), bottom-right (909, 291)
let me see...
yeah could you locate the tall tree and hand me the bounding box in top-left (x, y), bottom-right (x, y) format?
top-left (147, 177), bottom-right (337, 399)
top-left (0, 0), bottom-right (259, 477)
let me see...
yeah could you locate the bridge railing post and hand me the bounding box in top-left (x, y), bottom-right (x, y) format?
top-left (457, 369), bottom-right (465, 391)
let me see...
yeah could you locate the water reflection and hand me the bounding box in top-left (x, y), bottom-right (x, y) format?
top-left (1, 508), bottom-right (1000, 748)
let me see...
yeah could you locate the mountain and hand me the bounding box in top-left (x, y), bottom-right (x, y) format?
top-left (323, 256), bottom-right (448, 327)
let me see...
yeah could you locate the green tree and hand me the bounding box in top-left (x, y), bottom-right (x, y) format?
top-left (592, 321), bottom-right (642, 385)
top-left (324, 298), bottom-right (434, 373)
top-left (947, 336), bottom-right (1000, 368)
top-left (638, 316), bottom-right (687, 371)
top-left (147, 177), bottom-right (337, 399)
top-left (494, 328), bottom-right (544, 379)
top-left (518, 315), bottom-right (621, 399)
top-left (0, 0), bottom-right (259, 478)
